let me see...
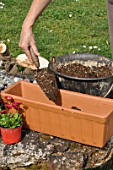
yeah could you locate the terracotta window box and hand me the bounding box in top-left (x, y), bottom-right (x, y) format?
top-left (1, 81), bottom-right (113, 148)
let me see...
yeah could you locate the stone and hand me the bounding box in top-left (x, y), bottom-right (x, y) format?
top-left (38, 55), bottom-right (49, 69)
top-left (0, 83), bottom-right (4, 90)
top-left (0, 60), bottom-right (3, 67)
top-left (0, 54), bottom-right (11, 61)
top-left (23, 68), bottom-right (35, 75)
top-left (16, 54), bottom-right (37, 70)
top-left (14, 77), bottom-right (23, 83)
top-left (5, 61), bottom-right (15, 72)
top-left (33, 80), bottom-right (38, 84)
top-left (0, 130), bottom-right (113, 170)
top-left (16, 54), bottom-right (49, 70)
top-left (9, 64), bottom-right (19, 75)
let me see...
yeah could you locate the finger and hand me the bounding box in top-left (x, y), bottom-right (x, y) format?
top-left (30, 40), bottom-right (40, 56)
top-left (19, 43), bottom-right (33, 63)
top-left (25, 48), bottom-right (33, 63)
top-left (32, 46), bottom-right (40, 56)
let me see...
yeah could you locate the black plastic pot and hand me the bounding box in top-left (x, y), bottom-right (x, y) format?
top-left (49, 53), bottom-right (113, 97)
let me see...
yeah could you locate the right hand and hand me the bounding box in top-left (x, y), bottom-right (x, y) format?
top-left (19, 26), bottom-right (40, 63)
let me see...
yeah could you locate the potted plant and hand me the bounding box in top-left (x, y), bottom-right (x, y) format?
top-left (0, 96), bottom-right (23, 144)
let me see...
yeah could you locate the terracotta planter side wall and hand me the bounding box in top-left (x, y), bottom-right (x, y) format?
top-left (1, 94), bottom-right (111, 147)
top-left (21, 82), bottom-right (54, 105)
top-left (59, 89), bottom-right (113, 116)
top-left (106, 111), bottom-right (113, 140)
top-left (7, 83), bottom-right (22, 97)
top-left (22, 106), bottom-right (107, 147)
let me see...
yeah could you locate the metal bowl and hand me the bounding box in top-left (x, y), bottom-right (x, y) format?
top-left (49, 53), bottom-right (113, 97)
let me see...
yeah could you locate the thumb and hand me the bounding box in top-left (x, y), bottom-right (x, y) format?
top-left (112, 62), bottom-right (113, 68)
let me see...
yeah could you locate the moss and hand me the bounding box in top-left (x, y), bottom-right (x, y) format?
top-left (25, 162), bottom-right (49, 170)
top-left (40, 134), bottom-right (52, 142)
top-left (69, 143), bottom-right (78, 151)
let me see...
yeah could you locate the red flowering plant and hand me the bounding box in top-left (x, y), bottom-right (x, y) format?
top-left (0, 96), bottom-right (23, 128)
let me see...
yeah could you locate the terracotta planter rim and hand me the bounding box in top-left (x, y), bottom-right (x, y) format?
top-left (1, 91), bottom-right (110, 123)
top-left (0, 125), bottom-right (22, 130)
top-left (2, 80), bottom-right (113, 101)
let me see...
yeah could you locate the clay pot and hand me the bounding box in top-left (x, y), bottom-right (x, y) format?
top-left (1, 125), bottom-right (22, 144)
top-left (1, 81), bottom-right (113, 147)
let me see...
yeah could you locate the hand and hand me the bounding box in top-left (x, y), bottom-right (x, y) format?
top-left (19, 26), bottom-right (40, 63)
top-left (112, 62), bottom-right (113, 68)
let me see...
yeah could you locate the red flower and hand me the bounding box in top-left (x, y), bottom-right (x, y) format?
top-left (5, 104), bottom-right (12, 109)
top-left (5, 96), bottom-right (13, 102)
top-left (12, 103), bottom-right (20, 110)
top-left (14, 102), bottom-right (22, 106)
top-left (1, 110), bottom-right (7, 114)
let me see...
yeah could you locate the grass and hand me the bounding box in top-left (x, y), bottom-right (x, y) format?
top-left (0, 0), bottom-right (112, 60)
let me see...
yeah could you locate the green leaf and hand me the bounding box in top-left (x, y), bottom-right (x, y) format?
top-left (0, 113), bottom-right (22, 128)
top-left (16, 65), bottom-right (25, 72)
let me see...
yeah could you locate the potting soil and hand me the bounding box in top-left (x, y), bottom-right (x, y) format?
top-left (56, 62), bottom-right (113, 78)
top-left (36, 68), bottom-right (57, 102)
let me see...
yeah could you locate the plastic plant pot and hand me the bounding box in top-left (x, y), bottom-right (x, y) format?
top-left (1, 81), bottom-right (113, 147)
top-left (1, 125), bottom-right (22, 144)
top-left (49, 53), bottom-right (113, 97)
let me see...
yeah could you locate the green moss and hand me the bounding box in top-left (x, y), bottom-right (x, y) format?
top-left (25, 162), bottom-right (49, 170)
top-left (40, 134), bottom-right (52, 142)
top-left (69, 143), bottom-right (78, 150)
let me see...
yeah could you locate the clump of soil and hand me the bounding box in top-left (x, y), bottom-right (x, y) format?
top-left (36, 68), bottom-right (57, 102)
top-left (71, 106), bottom-right (81, 111)
top-left (56, 62), bottom-right (113, 78)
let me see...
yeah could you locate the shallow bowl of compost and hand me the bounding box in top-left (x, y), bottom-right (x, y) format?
top-left (49, 53), bottom-right (113, 97)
